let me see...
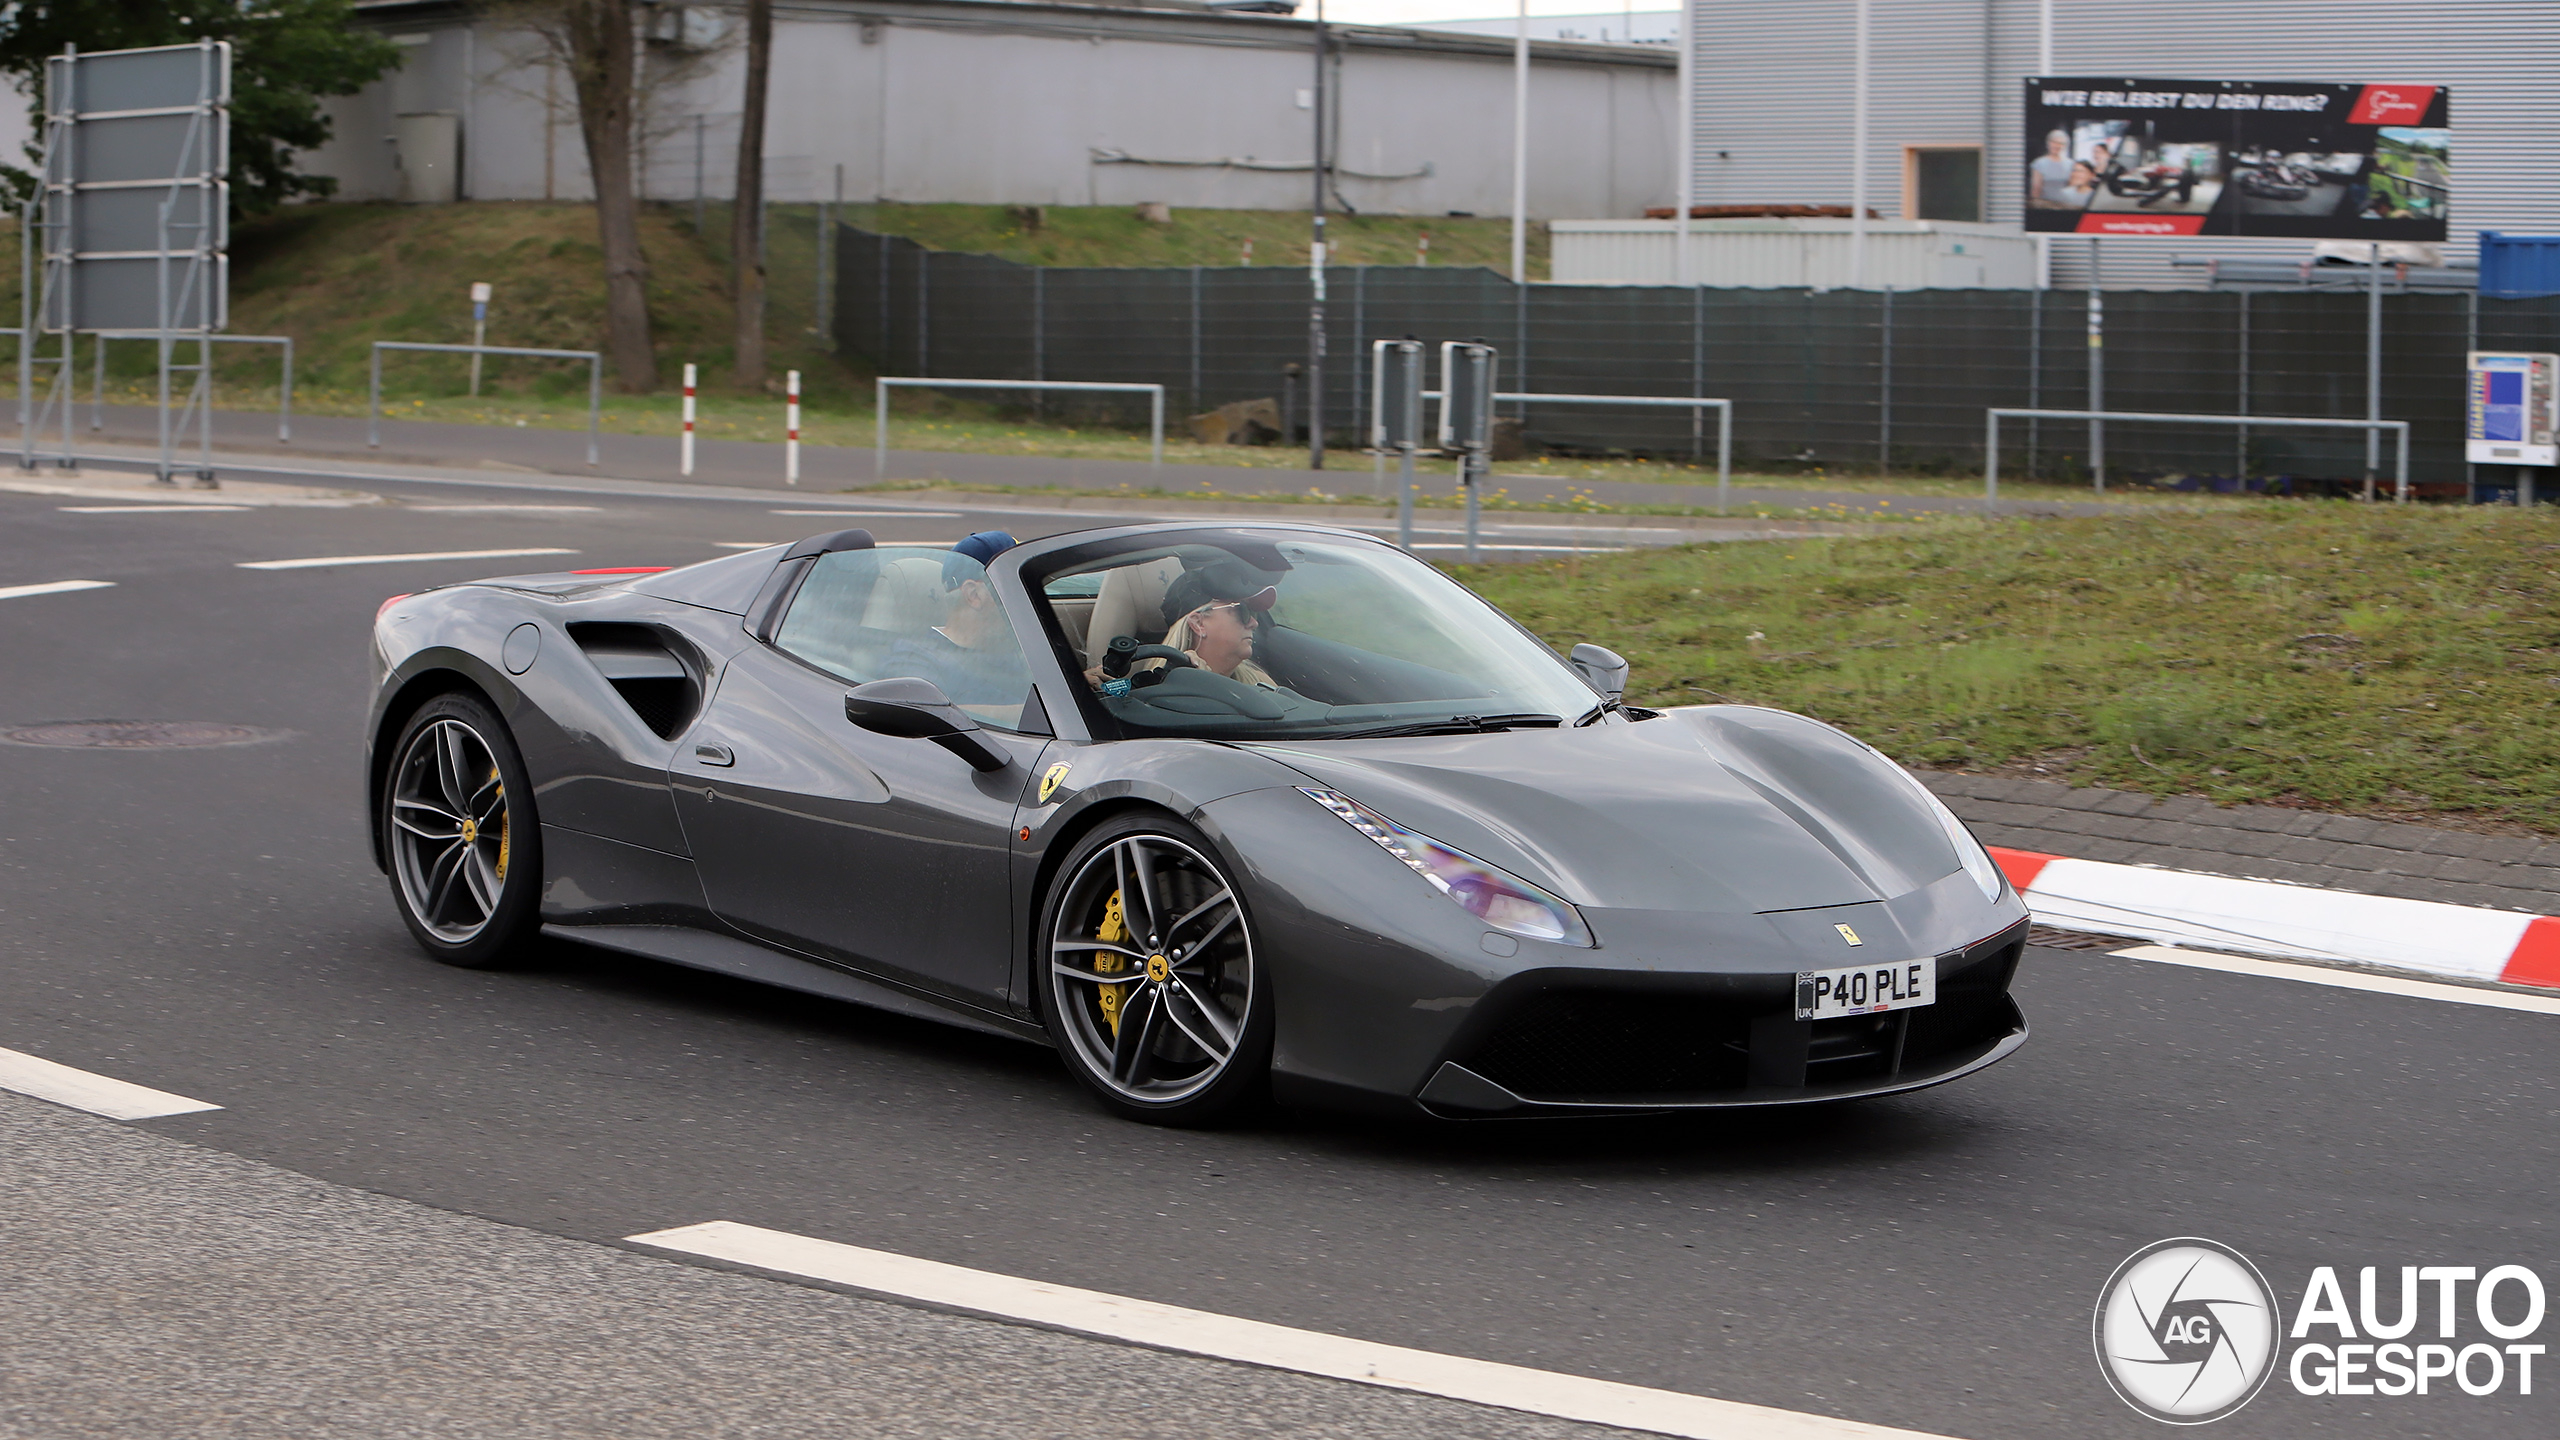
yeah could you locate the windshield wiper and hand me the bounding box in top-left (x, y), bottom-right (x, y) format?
top-left (1333, 712), bottom-right (1564, 739)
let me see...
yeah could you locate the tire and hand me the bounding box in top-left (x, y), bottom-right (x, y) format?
top-left (381, 691), bottom-right (543, 969)
top-left (1040, 813), bottom-right (1272, 1125)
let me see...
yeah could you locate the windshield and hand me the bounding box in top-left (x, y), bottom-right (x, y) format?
top-left (1031, 529), bottom-right (1600, 740)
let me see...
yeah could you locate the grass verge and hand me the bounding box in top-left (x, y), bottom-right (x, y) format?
top-left (1459, 503), bottom-right (2560, 832)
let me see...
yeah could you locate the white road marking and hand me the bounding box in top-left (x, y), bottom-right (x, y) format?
top-left (2111, 944), bottom-right (2560, 1017)
top-left (59, 504), bottom-right (252, 514)
top-left (237, 547), bottom-right (578, 571)
top-left (0, 1046), bottom-right (222, 1120)
top-left (627, 1220), bottom-right (1960, 1440)
top-left (714, 541), bottom-right (783, 549)
top-left (406, 504), bottom-right (602, 514)
top-left (770, 508), bottom-right (967, 518)
top-left (1408, 542), bottom-right (1630, 554)
top-left (0, 579), bottom-right (115, 601)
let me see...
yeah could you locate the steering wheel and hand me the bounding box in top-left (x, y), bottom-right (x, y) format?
top-left (1101, 635), bottom-right (1195, 678)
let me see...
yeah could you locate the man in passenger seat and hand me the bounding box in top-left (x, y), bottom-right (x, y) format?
top-left (880, 531), bottom-right (1030, 706)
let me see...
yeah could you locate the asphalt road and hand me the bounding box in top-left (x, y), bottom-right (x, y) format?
top-left (2, 483), bottom-right (2551, 1439)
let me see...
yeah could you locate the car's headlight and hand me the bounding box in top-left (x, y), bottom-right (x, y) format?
top-left (1298, 788), bottom-right (1593, 946)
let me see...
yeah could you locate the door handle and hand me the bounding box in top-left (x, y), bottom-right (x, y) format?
top-left (694, 742), bottom-right (735, 767)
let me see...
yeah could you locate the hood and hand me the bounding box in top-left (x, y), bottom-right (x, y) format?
top-left (1246, 707), bottom-right (1962, 915)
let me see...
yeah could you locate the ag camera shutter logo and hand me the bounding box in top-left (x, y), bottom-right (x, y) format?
top-left (2095, 1238), bottom-right (2282, 1424)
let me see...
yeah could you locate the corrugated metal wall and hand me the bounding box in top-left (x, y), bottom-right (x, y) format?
top-left (837, 224), bottom-right (2560, 486)
top-left (1685, 0), bottom-right (2560, 289)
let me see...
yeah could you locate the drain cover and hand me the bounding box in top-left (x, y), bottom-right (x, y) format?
top-left (0, 720), bottom-right (289, 749)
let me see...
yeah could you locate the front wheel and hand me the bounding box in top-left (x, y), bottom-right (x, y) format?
top-left (1042, 815), bottom-right (1270, 1125)
top-left (382, 692), bottom-right (543, 969)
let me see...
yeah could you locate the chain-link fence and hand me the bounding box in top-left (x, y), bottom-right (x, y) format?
top-left (835, 224), bottom-right (2560, 487)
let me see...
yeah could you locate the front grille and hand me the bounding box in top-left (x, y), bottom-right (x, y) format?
top-left (1459, 922), bottom-right (2027, 1101)
top-left (1463, 991), bottom-right (1751, 1097)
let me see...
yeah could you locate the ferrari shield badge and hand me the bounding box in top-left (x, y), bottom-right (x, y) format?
top-left (1835, 923), bottom-right (1863, 947)
top-left (1038, 762), bottom-right (1072, 805)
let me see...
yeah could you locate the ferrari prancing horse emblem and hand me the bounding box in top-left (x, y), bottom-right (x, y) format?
top-left (1835, 923), bottom-right (1863, 947)
top-left (1038, 761), bottom-right (1072, 805)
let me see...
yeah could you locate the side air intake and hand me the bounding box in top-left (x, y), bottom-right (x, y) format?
top-left (568, 623), bottom-right (701, 740)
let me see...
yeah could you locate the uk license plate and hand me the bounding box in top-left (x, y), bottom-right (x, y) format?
top-left (1795, 957), bottom-right (1935, 1020)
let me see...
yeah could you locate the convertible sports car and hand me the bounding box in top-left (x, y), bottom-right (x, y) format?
top-left (367, 520), bottom-right (2029, 1124)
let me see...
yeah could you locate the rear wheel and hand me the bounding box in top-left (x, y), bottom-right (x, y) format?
top-left (383, 692), bottom-right (542, 969)
top-left (1042, 815), bottom-right (1269, 1125)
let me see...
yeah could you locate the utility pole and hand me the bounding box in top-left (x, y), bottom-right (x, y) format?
top-left (1510, 0), bottom-right (1529, 282)
top-left (1308, 0), bottom-right (1328, 469)
top-left (1674, 0), bottom-right (1692, 285)
top-left (1849, 0), bottom-right (1869, 286)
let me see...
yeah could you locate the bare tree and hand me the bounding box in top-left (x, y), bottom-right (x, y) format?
top-left (529, 0), bottom-right (658, 392)
top-left (731, 0), bottom-right (774, 389)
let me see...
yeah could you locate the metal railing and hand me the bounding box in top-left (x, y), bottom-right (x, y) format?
top-left (875, 377), bottom-right (1165, 481)
top-left (369, 341), bottom-right (603, 465)
top-left (1984, 408), bottom-right (2411, 511)
top-left (93, 331), bottom-right (293, 441)
top-left (1418, 390), bottom-right (1736, 512)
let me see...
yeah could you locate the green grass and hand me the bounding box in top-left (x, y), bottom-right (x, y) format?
top-left (1458, 502), bottom-right (2560, 831)
top-left (835, 201), bottom-right (1545, 277)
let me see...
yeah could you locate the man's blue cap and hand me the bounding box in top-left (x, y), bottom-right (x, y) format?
top-left (943, 530), bottom-right (1017, 586)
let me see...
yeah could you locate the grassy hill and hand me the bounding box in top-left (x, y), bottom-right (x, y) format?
top-left (837, 202), bottom-right (1545, 275)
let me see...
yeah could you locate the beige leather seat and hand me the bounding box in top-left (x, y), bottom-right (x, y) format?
top-left (863, 554), bottom-right (950, 637)
top-left (1084, 557), bottom-right (1184, 668)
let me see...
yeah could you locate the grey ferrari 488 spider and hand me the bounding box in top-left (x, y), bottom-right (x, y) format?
top-left (367, 520), bottom-right (2028, 1124)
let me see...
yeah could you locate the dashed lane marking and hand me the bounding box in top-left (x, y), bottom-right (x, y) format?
top-left (0, 1046), bottom-right (222, 1120)
top-left (2111, 944), bottom-right (2560, 1016)
top-left (237, 547), bottom-right (578, 571)
top-left (59, 504), bottom-right (253, 514)
top-left (0, 579), bottom-right (115, 601)
top-left (626, 1220), bottom-right (1962, 1440)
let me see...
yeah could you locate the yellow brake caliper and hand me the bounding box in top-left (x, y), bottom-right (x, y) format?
top-left (1094, 890), bottom-right (1129, 1035)
top-left (491, 770), bottom-right (510, 882)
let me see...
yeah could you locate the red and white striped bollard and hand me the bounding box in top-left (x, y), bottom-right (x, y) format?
top-left (680, 363), bottom-right (696, 476)
top-left (785, 369), bottom-right (801, 486)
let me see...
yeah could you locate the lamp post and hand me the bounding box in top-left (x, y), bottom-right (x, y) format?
top-left (1510, 0), bottom-right (1529, 283)
top-left (1308, 0), bottom-right (1328, 470)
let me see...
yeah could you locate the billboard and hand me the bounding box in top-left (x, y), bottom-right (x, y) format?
top-left (2024, 79), bottom-right (2448, 240)
top-left (2466, 352), bottom-right (2558, 467)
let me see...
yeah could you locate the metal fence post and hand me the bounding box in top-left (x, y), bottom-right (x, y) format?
top-left (2235, 291), bottom-right (2249, 480)
top-left (1984, 411), bottom-right (1999, 512)
top-left (1716, 400), bottom-right (1731, 514)
top-left (367, 342), bottom-right (382, 449)
top-left (2086, 283), bottom-right (2105, 493)
top-left (1877, 285), bottom-right (1892, 476)
top-left (875, 375), bottom-right (889, 480)
top-left (1031, 267), bottom-right (1044, 417)
top-left (2364, 252), bottom-right (2382, 501)
top-left (585, 352), bottom-right (600, 466)
top-left (1691, 284), bottom-right (1706, 463)
top-left (1150, 385), bottom-right (1163, 472)
top-left (278, 335), bottom-right (292, 442)
top-left (2026, 288), bottom-right (2041, 480)
top-left (1188, 265), bottom-right (1203, 415)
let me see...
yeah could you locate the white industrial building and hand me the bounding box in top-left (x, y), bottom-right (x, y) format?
top-left (311, 0), bottom-right (1676, 221)
top-left (1666, 0), bottom-right (2555, 288)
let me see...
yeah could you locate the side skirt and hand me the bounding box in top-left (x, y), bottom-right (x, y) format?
top-left (542, 923), bottom-right (1047, 1046)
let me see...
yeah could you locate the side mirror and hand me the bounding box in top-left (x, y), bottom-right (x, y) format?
top-left (1569, 643), bottom-right (1628, 702)
top-left (844, 677), bottom-right (1011, 772)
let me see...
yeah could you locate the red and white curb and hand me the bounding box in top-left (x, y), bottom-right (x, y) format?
top-left (1992, 847), bottom-right (2560, 991)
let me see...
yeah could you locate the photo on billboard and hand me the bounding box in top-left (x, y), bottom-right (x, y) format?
top-left (2023, 80), bottom-right (2448, 240)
